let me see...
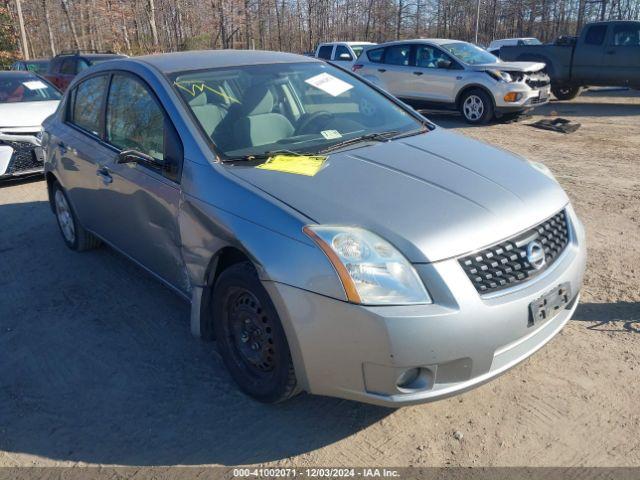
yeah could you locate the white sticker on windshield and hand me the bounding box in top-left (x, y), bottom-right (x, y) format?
top-left (305, 73), bottom-right (353, 97)
top-left (321, 129), bottom-right (342, 140)
top-left (23, 81), bottom-right (48, 90)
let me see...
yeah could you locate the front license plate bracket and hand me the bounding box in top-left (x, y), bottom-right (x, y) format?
top-left (528, 282), bottom-right (571, 327)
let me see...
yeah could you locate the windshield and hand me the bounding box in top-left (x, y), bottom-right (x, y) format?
top-left (441, 42), bottom-right (499, 65)
top-left (0, 74), bottom-right (61, 103)
top-left (172, 62), bottom-right (423, 159)
top-left (350, 45), bottom-right (370, 57)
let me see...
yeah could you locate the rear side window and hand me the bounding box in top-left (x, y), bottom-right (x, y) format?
top-left (384, 45), bottom-right (411, 66)
top-left (106, 74), bottom-right (165, 161)
top-left (69, 75), bottom-right (108, 135)
top-left (585, 25), bottom-right (607, 45)
top-left (60, 58), bottom-right (76, 75)
top-left (317, 45), bottom-right (333, 60)
top-left (613, 24), bottom-right (640, 46)
top-left (367, 48), bottom-right (384, 63)
top-left (334, 45), bottom-right (353, 61)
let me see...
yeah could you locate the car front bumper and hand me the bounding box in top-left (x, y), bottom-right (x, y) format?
top-left (265, 205), bottom-right (586, 407)
top-left (493, 82), bottom-right (551, 112)
top-left (0, 131), bottom-right (44, 179)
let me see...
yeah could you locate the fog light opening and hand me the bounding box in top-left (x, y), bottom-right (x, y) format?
top-left (396, 368), bottom-right (420, 389)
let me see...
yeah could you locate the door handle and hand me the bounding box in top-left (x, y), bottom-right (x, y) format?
top-left (377, 68), bottom-right (387, 73)
top-left (96, 166), bottom-right (113, 185)
top-left (413, 71), bottom-right (424, 76)
top-left (57, 141), bottom-right (68, 153)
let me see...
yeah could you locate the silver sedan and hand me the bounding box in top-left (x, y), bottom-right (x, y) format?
top-left (42, 51), bottom-right (586, 406)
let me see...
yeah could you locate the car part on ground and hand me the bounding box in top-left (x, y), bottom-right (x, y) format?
top-left (354, 39), bottom-right (551, 124)
top-left (43, 50), bottom-right (586, 406)
top-left (529, 118), bottom-right (581, 134)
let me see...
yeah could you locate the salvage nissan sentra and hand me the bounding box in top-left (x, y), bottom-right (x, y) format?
top-left (42, 51), bottom-right (586, 406)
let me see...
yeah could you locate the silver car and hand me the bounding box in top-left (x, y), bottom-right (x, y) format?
top-left (354, 39), bottom-right (551, 124)
top-left (43, 51), bottom-right (586, 407)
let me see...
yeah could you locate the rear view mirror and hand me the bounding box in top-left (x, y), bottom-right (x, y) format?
top-left (437, 59), bottom-right (452, 69)
top-left (339, 53), bottom-right (353, 61)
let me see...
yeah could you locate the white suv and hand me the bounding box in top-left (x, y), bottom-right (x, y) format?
top-left (315, 42), bottom-right (376, 68)
top-left (354, 39), bottom-right (551, 124)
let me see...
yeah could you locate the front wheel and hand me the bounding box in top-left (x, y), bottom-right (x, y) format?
top-left (213, 262), bottom-right (298, 403)
top-left (551, 85), bottom-right (582, 100)
top-left (460, 89), bottom-right (494, 124)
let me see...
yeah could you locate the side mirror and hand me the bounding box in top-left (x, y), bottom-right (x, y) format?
top-left (338, 53), bottom-right (353, 61)
top-left (437, 58), bottom-right (452, 69)
top-left (117, 150), bottom-right (161, 169)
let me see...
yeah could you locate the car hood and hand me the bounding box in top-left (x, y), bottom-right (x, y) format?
top-left (469, 61), bottom-right (545, 73)
top-left (0, 101), bottom-right (59, 129)
top-left (227, 128), bottom-right (568, 263)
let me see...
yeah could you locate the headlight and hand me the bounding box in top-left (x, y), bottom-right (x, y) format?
top-left (303, 226), bottom-right (431, 305)
top-left (486, 69), bottom-right (512, 82)
top-left (529, 160), bottom-right (557, 181)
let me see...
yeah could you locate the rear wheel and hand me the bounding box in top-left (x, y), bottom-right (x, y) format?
top-left (460, 89), bottom-right (494, 124)
top-left (213, 262), bottom-right (297, 403)
top-left (551, 85), bottom-right (582, 100)
top-left (52, 182), bottom-right (101, 251)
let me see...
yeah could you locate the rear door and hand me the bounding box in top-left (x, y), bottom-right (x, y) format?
top-left (573, 24), bottom-right (607, 84)
top-left (91, 72), bottom-right (186, 291)
top-left (378, 44), bottom-right (414, 97)
top-left (602, 22), bottom-right (640, 87)
top-left (410, 44), bottom-right (461, 103)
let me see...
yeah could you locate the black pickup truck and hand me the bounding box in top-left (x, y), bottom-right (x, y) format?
top-left (500, 21), bottom-right (640, 99)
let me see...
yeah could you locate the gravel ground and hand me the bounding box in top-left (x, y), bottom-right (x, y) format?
top-left (0, 89), bottom-right (638, 467)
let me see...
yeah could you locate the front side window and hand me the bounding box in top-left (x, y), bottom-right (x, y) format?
top-left (585, 25), bottom-right (607, 45)
top-left (317, 46), bottom-right (333, 60)
top-left (415, 45), bottom-right (452, 68)
top-left (613, 24), bottom-right (640, 46)
top-left (384, 45), bottom-right (411, 66)
top-left (106, 74), bottom-right (165, 161)
top-left (0, 74), bottom-right (61, 103)
top-left (70, 75), bottom-right (107, 134)
top-left (441, 42), bottom-right (497, 65)
top-left (334, 45), bottom-right (353, 61)
top-left (172, 62), bottom-right (423, 159)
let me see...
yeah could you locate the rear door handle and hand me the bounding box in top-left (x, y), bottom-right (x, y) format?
top-left (413, 71), bottom-right (423, 76)
top-left (96, 166), bottom-right (113, 185)
top-left (377, 68), bottom-right (387, 73)
top-left (57, 141), bottom-right (68, 153)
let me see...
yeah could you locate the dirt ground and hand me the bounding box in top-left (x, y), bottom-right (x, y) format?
top-left (0, 89), bottom-right (638, 468)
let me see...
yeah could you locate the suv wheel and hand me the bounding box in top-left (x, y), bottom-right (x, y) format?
top-left (551, 85), bottom-right (582, 101)
top-left (460, 89), bottom-right (494, 124)
top-left (213, 261), bottom-right (298, 403)
top-left (53, 183), bottom-right (101, 251)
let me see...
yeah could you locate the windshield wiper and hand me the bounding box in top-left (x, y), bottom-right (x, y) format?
top-left (223, 149), bottom-right (311, 163)
top-left (317, 130), bottom-right (401, 154)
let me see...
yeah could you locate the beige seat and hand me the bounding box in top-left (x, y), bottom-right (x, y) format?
top-left (188, 93), bottom-right (227, 137)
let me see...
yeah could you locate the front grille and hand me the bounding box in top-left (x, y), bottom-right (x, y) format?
top-left (2, 141), bottom-right (43, 175)
top-left (459, 210), bottom-right (570, 294)
top-left (525, 73), bottom-right (551, 89)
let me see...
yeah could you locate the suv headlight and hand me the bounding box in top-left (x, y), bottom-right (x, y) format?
top-left (303, 226), bottom-right (431, 305)
top-left (486, 69), bottom-right (513, 82)
top-left (529, 160), bottom-right (557, 181)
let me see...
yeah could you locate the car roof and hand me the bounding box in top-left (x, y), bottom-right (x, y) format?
top-left (320, 41), bottom-right (376, 45)
top-left (368, 38), bottom-right (465, 48)
top-left (132, 50), bottom-right (318, 73)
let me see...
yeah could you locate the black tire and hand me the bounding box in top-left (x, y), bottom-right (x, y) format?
top-left (551, 85), bottom-right (582, 101)
top-left (459, 88), bottom-right (494, 124)
top-left (213, 261), bottom-right (297, 403)
top-left (52, 182), bottom-right (101, 251)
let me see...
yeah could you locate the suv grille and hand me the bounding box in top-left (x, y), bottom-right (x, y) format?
top-left (459, 210), bottom-right (570, 294)
top-left (1, 140), bottom-right (43, 175)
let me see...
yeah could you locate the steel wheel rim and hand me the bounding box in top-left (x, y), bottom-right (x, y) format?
top-left (226, 288), bottom-right (276, 375)
top-left (463, 95), bottom-right (484, 121)
top-left (55, 190), bottom-right (75, 244)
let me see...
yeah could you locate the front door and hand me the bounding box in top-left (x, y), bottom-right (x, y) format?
top-left (92, 73), bottom-right (187, 292)
top-left (410, 45), bottom-right (460, 103)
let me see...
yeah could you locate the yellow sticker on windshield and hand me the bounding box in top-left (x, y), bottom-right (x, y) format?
top-left (256, 155), bottom-right (327, 177)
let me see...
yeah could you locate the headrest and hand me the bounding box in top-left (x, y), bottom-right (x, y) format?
top-left (243, 86), bottom-right (274, 115)
top-left (189, 92), bottom-right (208, 107)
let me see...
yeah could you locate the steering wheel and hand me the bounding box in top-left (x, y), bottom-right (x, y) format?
top-left (295, 111), bottom-right (335, 135)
